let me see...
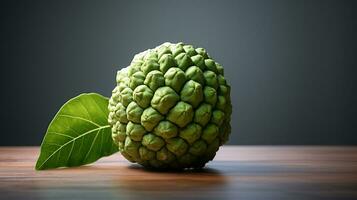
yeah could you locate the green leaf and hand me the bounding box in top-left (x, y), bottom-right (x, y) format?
top-left (35, 93), bottom-right (118, 170)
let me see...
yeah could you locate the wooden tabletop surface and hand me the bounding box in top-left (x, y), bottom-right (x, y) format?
top-left (0, 146), bottom-right (357, 200)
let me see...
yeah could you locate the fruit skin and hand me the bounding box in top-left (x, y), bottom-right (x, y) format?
top-left (109, 42), bottom-right (232, 170)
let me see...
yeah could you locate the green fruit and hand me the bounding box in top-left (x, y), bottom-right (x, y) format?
top-left (109, 42), bottom-right (232, 170)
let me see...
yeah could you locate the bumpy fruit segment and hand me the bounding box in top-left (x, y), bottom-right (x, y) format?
top-left (109, 42), bottom-right (232, 170)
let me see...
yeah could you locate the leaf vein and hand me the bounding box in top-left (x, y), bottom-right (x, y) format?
top-left (92, 98), bottom-right (108, 118)
top-left (66, 140), bottom-right (75, 164)
top-left (57, 114), bottom-right (101, 127)
top-left (37, 125), bottom-right (110, 169)
top-left (47, 131), bottom-right (75, 139)
top-left (83, 129), bottom-right (100, 162)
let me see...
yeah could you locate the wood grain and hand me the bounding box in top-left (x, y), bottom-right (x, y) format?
top-left (1, 146), bottom-right (357, 200)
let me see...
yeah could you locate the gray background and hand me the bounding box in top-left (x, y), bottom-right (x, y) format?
top-left (1, 0), bottom-right (356, 145)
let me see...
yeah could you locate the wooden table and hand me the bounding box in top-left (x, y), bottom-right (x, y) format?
top-left (1, 146), bottom-right (357, 200)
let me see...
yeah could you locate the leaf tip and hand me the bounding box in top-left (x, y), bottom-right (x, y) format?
top-left (35, 161), bottom-right (43, 170)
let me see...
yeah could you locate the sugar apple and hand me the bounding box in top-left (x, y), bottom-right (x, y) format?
top-left (108, 42), bottom-right (232, 170)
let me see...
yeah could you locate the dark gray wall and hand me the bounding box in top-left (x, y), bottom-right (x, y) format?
top-left (1, 0), bottom-right (357, 145)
